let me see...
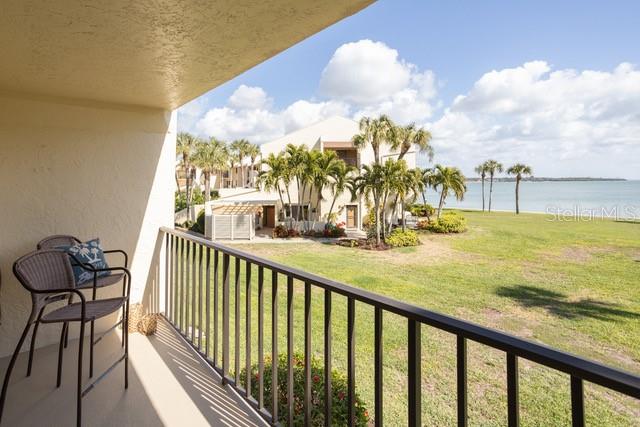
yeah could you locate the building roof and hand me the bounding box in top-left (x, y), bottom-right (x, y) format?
top-left (260, 116), bottom-right (359, 156)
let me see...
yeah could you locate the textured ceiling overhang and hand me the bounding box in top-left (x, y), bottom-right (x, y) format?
top-left (0, 0), bottom-right (373, 109)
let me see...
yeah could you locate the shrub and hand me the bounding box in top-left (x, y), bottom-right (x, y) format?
top-left (410, 203), bottom-right (435, 218)
top-left (323, 222), bottom-right (346, 238)
top-left (239, 353), bottom-right (369, 426)
top-left (189, 210), bottom-right (205, 234)
top-left (424, 212), bottom-right (468, 233)
top-left (273, 225), bottom-right (300, 238)
top-left (385, 229), bottom-right (420, 247)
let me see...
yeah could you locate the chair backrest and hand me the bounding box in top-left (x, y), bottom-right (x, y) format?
top-left (37, 235), bottom-right (81, 250)
top-left (13, 250), bottom-right (75, 297)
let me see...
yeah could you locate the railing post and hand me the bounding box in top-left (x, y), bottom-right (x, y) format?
top-left (571, 376), bottom-right (585, 427)
top-left (347, 298), bottom-right (355, 427)
top-left (271, 271), bottom-right (279, 423)
top-left (245, 261), bottom-right (252, 398)
top-left (324, 290), bottom-right (332, 427)
top-left (457, 336), bottom-right (468, 427)
top-left (507, 353), bottom-right (519, 427)
top-left (287, 276), bottom-right (294, 426)
top-left (222, 253), bottom-right (230, 384)
top-left (205, 247), bottom-right (211, 359)
top-left (408, 319), bottom-right (421, 427)
top-left (235, 257), bottom-right (241, 386)
top-left (374, 307), bottom-right (383, 427)
top-left (304, 282), bottom-right (312, 426)
top-left (258, 266), bottom-right (265, 409)
top-left (213, 250), bottom-right (219, 367)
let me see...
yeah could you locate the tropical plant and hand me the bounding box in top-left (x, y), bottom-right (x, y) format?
top-left (230, 139), bottom-right (251, 187)
top-left (484, 160), bottom-right (503, 212)
top-left (506, 163), bottom-right (533, 214)
top-left (286, 144), bottom-right (311, 221)
top-left (239, 353), bottom-right (369, 426)
top-left (432, 165), bottom-right (466, 218)
top-left (326, 161), bottom-right (355, 223)
top-left (247, 143), bottom-right (261, 187)
top-left (474, 163), bottom-right (488, 212)
top-left (379, 159), bottom-right (406, 236)
top-left (424, 211), bottom-right (468, 233)
top-left (352, 164), bottom-right (385, 245)
top-left (351, 115), bottom-right (395, 165)
top-left (176, 132), bottom-right (199, 219)
top-left (258, 153), bottom-right (288, 219)
top-left (385, 229), bottom-right (420, 247)
top-left (192, 137), bottom-right (228, 202)
top-left (311, 151), bottom-right (342, 221)
top-left (391, 123), bottom-right (434, 161)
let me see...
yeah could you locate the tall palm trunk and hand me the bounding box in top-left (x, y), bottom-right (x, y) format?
top-left (204, 171), bottom-right (211, 202)
top-left (515, 176), bottom-right (521, 214)
top-left (400, 196), bottom-right (406, 232)
top-left (285, 185), bottom-right (293, 218)
top-left (481, 176), bottom-right (486, 211)
top-left (437, 188), bottom-right (446, 219)
top-left (488, 175), bottom-right (494, 212)
top-left (327, 195), bottom-right (338, 224)
top-left (374, 194), bottom-right (381, 246)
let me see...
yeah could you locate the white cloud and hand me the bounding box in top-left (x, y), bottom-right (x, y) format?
top-left (228, 85), bottom-right (271, 109)
top-left (431, 61), bottom-right (640, 177)
top-left (178, 40), bottom-right (640, 177)
top-left (319, 40), bottom-right (412, 105)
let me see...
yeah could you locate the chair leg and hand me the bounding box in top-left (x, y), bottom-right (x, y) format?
top-left (64, 294), bottom-right (73, 349)
top-left (124, 301), bottom-right (129, 389)
top-left (26, 308), bottom-right (45, 377)
top-left (77, 321), bottom-right (85, 427)
top-left (89, 321), bottom-right (94, 378)
top-left (0, 319), bottom-right (33, 423)
top-left (57, 322), bottom-right (68, 388)
top-left (64, 321), bottom-right (70, 349)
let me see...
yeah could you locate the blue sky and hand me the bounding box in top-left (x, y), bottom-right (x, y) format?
top-left (179, 0), bottom-right (640, 178)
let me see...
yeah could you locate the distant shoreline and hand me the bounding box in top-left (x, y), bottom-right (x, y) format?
top-left (466, 177), bottom-right (627, 183)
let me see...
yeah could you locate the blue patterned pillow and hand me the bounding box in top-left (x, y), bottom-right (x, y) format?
top-left (56, 238), bottom-right (111, 285)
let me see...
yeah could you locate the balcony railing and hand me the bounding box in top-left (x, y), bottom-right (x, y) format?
top-left (159, 227), bottom-right (640, 426)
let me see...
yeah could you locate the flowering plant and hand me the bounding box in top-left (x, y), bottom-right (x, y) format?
top-left (239, 352), bottom-right (369, 426)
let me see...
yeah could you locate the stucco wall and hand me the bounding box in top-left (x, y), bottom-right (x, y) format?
top-left (0, 94), bottom-right (175, 357)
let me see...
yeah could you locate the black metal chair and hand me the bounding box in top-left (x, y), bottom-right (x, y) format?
top-left (35, 235), bottom-right (128, 378)
top-left (0, 249), bottom-right (130, 427)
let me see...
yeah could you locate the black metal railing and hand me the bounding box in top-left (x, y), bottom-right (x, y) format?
top-left (159, 227), bottom-right (640, 426)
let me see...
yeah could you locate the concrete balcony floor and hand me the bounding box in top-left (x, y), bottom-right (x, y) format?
top-left (1, 318), bottom-right (265, 426)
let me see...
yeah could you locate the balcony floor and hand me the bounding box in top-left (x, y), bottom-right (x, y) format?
top-left (1, 318), bottom-right (265, 426)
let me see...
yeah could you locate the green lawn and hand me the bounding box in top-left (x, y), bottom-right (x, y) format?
top-left (175, 211), bottom-right (640, 425)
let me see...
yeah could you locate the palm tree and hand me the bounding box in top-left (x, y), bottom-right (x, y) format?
top-left (391, 123), bottom-right (434, 161)
top-left (380, 159), bottom-right (405, 236)
top-left (390, 165), bottom-right (422, 232)
top-left (285, 144), bottom-right (310, 221)
top-left (192, 138), bottom-right (228, 202)
top-left (230, 139), bottom-right (251, 187)
top-left (176, 132), bottom-right (198, 218)
top-left (352, 115), bottom-right (395, 165)
top-left (311, 151), bottom-right (342, 221)
top-left (353, 164), bottom-right (385, 245)
top-left (432, 165), bottom-right (466, 218)
top-left (258, 153), bottom-right (288, 219)
top-left (247, 143), bottom-right (261, 187)
top-left (419, 167), bottom-right (435, 206)
top-left (484, 160), bottom-right (503, 213)
top-left (506, 163), bottom-right (533, 214)
top-left (474, 163), bottom-right (488, 211)
top-left (326, 161), bottom-right (355, 223)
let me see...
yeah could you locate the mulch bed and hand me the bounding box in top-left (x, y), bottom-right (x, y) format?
top-left (335, 238), bottom-right (391, 251)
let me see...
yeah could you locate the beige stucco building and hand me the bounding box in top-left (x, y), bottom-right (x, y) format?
top-left (206, 115), bottom-right (416, 237)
